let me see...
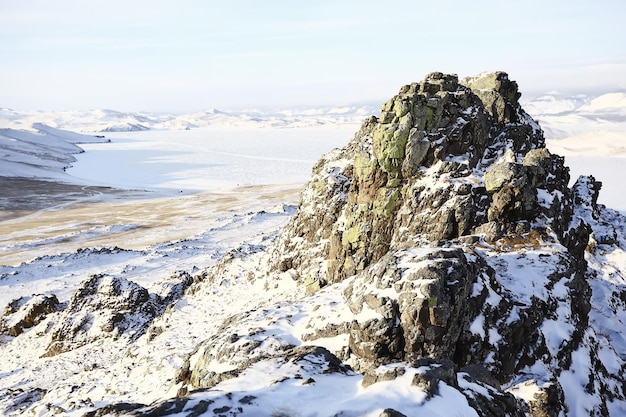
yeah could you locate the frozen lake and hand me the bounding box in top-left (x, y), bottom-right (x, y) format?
top-left (68, 127), bottom-right (356, 192)
top-left (66, 126), bottom-right (626, 212)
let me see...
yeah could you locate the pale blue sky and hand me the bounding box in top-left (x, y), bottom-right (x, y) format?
top-left (1, 0), bottom-right (625, 112)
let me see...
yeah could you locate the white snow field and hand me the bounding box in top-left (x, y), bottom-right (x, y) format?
top-left (68, 127), bottom-right (358, 192)
top-left (0, 90), bottom-right (625, 416)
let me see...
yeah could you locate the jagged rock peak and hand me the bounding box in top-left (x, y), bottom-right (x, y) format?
top-left (269, 71), bottom-right (573, 287)
top-left (373, 71), bottom-right (539, 175)
top-left (462, 71), bottom-right (522, 123)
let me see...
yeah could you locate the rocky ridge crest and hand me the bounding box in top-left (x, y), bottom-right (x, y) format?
top-left (270, 72), bottom-right (581, 288)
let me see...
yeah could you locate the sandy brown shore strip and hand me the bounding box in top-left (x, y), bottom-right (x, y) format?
top-left (0, 177), bottom-right (137, 221)
top-left (0, 177), bottom-right (301, 266)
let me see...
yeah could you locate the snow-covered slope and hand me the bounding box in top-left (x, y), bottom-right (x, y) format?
top-left (0, 201), bottom-right (301, 416)
top-left (522, 92), bottom-right (626, 211)
top-left (0, 123), bottom-right (109, 180)
top-left (522, 91), bottom-right (626, 139)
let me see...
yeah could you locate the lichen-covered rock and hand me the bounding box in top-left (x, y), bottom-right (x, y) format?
top-left (173, 72), bottom-right (626, 417)
top-left (482, 147), bottom-right (573, 243)
top-left (462, 71), bottom-right (521, 123)
top-left (269, 71), bottom-right (551, 287)
top-left (343, 248), bottom-right (488, 369)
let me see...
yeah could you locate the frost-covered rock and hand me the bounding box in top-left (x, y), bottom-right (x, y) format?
top-left (43, 274), bottom-right (160, 356)
top-left (340, 247), bottom-right (487, 368)
top-left (1, 294), bottom-right (60, 337)
top-left (43, 271), bottom-right (193, 357)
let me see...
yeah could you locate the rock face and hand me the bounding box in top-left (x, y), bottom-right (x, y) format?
top-left (263, 72), bottom-right (623, 415)
top-left (269, 71), bottom-right (577, 287)
top-left (92, 72), bottom-right (626, 416)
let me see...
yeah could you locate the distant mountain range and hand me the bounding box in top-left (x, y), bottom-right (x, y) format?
top-left (520, 91), bottom-right (626, 139)
top-left (0, 104), bottom-right (379, 132)
top-left (2, 91), bottom-right (626, 135)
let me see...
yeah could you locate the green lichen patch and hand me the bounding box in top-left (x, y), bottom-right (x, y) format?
top-left (424, 105), bottom-right (437, 131)
top-left (394, 98), bottom-right (412, 119)
top-left (373, 188), bottom-right (400, 218)
top-left (341, 204), bottom-right (372, 246)
top-left (304, 276), bottom-right (322, 294)
top-left (354, 153), bottom-right (378, 180)
top-left (411, 101), bottom-right (427, 131)
top-left (342, 225), bottom-right (362, 246)
top-left (313, 179), bottom-right (327, 193)
top-left (386, 178), bottom-right (400, 188)
top-left (373, 112), bottom-right (413, 174)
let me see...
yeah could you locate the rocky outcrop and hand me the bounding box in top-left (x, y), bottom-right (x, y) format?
top-left (43, 271), bottom-right (193, 357)
top-left (96, 345), bottom-right (354, 416)
top-left (365, 358), bottom-right (525, 416)
top-left (1, 294), bottom-right (60, 337)
top-left (262, 72), bottom-right (624, 415)
top-left (343, 248), bottom-right (487, 367)
top-left (176, 343), bottom-right (351, 394)
top-left (43, 274), bottom-right (160, 356)
top-left (269, 71), bottom-right (571, 288)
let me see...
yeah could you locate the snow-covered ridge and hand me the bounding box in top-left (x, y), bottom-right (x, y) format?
top-left (2, 91), bottom-right (624, 136)
top-left (0, 123), bottom-right (109, 179)
top-left (522, 91), bottom-right (626, 117)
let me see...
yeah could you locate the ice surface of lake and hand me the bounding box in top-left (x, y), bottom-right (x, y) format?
top-left (68, 127), bottom-right (356, 192)
top-left (67, 126), bottom-right (626, 212)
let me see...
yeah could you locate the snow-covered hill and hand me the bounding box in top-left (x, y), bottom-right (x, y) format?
top-left (521, 91), bottom-right (626, 212)
top-left (0, 123), bottom-right (109, 180)
top-left (3, 91), bottom-right (625, 140)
